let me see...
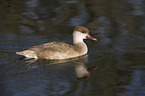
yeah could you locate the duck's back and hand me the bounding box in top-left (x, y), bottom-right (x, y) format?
top-left (29, 42), bottom-right (79, 59)
top-left (30, 42), bottom-right (72, 52)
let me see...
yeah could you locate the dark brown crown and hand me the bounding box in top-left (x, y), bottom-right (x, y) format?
top-left (74, 26), bottom-right (89, 34)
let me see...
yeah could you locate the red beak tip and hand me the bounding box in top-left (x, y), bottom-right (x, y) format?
top-left (93, 38), bottom-right (97, 41)
top-left (91, 38), bottom-right (97, 41)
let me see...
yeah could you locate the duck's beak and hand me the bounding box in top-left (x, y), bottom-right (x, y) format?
top-left (86, 35), bottom-right (97, 41)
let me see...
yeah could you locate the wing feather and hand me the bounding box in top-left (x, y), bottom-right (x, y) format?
top-left (29, 42), bottom-right (73, 52)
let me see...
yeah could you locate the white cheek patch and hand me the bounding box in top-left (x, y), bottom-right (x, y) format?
top-left (74, 31), bottom-right (88, 39)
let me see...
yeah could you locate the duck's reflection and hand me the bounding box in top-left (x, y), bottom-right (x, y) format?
top-left (22, 54), bottom-right (97, 80)
top-left (73, 55), bottom-right (90, 80)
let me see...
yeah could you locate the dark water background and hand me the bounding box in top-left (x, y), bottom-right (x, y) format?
top-left (1, 0), bottom-right (145, 96)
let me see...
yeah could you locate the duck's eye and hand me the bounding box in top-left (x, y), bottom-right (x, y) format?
top-left (82, 31), bottom-right (86, 33)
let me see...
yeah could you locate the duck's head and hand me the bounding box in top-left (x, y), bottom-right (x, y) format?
top-left (73, 26), bottom-right (97, 44)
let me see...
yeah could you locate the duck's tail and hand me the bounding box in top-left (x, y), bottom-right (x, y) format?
top-left (16, 50), bottom-right (38, 59)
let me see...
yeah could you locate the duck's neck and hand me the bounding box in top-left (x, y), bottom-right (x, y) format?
top-left (73, 31), bottom-right (88, 54)
top-left (73, 42), bottom-right (88, 55)
top-left (73, 31), bottom-right (85, 44)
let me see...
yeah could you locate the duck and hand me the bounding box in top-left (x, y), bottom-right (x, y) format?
top-left (16, 26), bottom-right (97, 60)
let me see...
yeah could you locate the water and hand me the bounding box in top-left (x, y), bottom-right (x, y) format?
top-left (0, 0), bottom-right (145, 96)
